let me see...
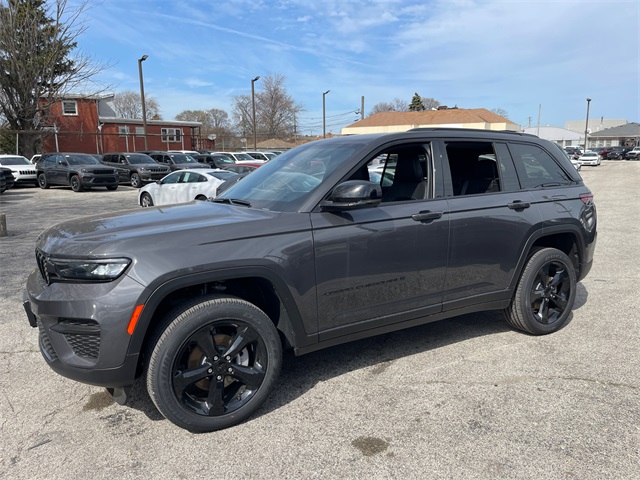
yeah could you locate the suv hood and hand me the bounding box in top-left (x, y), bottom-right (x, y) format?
top-left (36, 201), bottom-right (304, 257)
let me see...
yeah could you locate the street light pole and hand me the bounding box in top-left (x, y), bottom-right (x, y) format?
top-left (251, 76), bottom-right (260, 150)
top-left (323, 90), bottom-right (330, 138)
top-left (584, 98), bottom-right (592, 152)
top-left (138, 55), bottom-right (149, 150)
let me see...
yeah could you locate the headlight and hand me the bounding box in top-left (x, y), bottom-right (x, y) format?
top-left (50, 258), bottom-right (131, 281)
top-left (81, 168), bottom-right (88, 173)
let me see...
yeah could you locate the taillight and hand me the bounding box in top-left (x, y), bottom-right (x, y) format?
top-left (580, 193), bottom-right (593, 205)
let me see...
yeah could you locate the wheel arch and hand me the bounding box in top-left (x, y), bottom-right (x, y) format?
top-left (128, 267), bottom-right (308, 375)
top-left (510, 226), bottom-right (584, 291)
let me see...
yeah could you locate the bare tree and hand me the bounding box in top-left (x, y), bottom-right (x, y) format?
top-left (421, 97), bottom-right (441, 110)
top-left (176, 108), bottom-right (233, 140)
top-left (0, 0), bottom-right (108, 157)
top-left (491, 108), bottom-right (510, 119)
top-left (255, 74), bottom-right (303, 139)
top-left (113, 90), bottom-right (161, 120)
top-left (231, 94), bottom-right (252, 137)
top-left (232, 74), bottom-right (302, 141)
top-left (368, 98), bottom-right (409, 116)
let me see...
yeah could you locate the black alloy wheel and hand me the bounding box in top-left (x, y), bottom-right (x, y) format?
top-left (504, 248), bottom-right (577, 335)
top-left (147, 296), bottom-right (282, 432)
top-left (70, 175), bottom-right (83, 192)
top-left (37, 173), bottom-right (49, 189)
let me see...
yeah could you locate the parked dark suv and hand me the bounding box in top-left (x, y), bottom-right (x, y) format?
top-left (24, 129), bottom-right (597, 432)
top-left (36, 153), bottom-right (119, 192)
top-left (101, 152), bottom-right (170, 188)
top-left (139, 151), bottom-right (210, 171)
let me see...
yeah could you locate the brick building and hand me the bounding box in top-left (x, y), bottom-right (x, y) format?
top-left (40, 94), bottom-right (208, 154)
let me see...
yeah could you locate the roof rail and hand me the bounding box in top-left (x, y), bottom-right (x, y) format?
top-left (407, 127), bottom-right (534, 137)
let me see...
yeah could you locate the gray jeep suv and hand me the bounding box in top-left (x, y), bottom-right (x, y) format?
top-left (24, 129), bottom-right (597, 432)
top-left (101, 152), bottom-right (170, 188)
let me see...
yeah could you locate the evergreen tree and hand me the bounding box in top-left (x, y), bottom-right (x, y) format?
top-left (408, 92), bottom-right (426, 111)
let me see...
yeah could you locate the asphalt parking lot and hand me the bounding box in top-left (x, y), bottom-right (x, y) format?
top-left (1, 162), bottom-right (639, 479)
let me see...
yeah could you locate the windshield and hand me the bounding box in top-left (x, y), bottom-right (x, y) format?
top-left (217, 139), bottom-right (366, 211)
top-left (213, 155), bottom-right (235, 164)
top-left (0, 156), bottom-right (30, 165)
top-left (171, 154), bottom-right (199, 164)
top-left (233, 153), bottom-right (254, 161)
top-left (65, 154), bottom-right (101, 165)
top-left (127, 154), bottom-right (156, 164)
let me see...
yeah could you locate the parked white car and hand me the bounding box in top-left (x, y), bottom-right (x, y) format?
top-left (138, 169), bottom-right (238, 207)
top-left (245, 151), bottom-right (277, 161)
top-left (577, 151), bottom-right (601, 166)
top-left (215, 152), bottom-right (257, 163)
top-left (0, 155), bottom-right (38, 185)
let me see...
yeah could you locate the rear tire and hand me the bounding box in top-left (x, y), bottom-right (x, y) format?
top-left (146, 296), bottom-right (282, 432)
top-left (504, 248), bottom-right (576, 335)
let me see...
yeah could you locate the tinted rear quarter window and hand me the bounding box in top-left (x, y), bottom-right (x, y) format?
top-left (508, 143), bottom-right (572, 189)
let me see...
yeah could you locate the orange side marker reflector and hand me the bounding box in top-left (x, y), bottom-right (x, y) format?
top-left (127, 304), bottom-right (145, 335)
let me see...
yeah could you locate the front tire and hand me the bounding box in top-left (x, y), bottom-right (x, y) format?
top-left (146, 296), bottom-right (282, 432)
top-left (70, 175), bottom-right (83, 192)
top-left (504, 248), bottom-right (577, 335)
top-left (37, 173), bottom-right (49, 189)
top-left (130, 172), bottom-right (142, 188)
top-left (140, 192), bottom-right (153, 207)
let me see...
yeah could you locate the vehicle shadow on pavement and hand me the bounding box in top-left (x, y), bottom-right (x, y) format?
top-left (119, 310), bottom-right (516, 424)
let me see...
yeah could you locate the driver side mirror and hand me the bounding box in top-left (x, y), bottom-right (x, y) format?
top-left (321, 180), bottom-right (382, 211)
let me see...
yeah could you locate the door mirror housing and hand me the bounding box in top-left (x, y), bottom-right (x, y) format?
top-left (321, 180), bottom-right (382, 211)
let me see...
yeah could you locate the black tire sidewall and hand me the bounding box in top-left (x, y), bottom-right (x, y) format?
top-left (147, 296), bottom-right (282, 432)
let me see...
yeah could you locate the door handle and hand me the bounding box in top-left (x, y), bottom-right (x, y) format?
top-left (508, 201), bottom-right (531, 210)
top-left (412, 211), bottom-right (443, 222)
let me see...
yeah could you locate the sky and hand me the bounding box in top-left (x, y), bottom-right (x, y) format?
top-left (76, 0), bottom-right (639, 135)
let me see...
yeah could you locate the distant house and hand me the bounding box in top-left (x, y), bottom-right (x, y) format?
top-left (585, 122), bottom-right (640, 148)
top-left (341, 108), bottom-right (520, 135)
top-left (39, 94), bottom-right (205, 154)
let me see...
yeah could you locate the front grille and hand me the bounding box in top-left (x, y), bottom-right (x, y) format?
top-left (59, 319), bottom-right (100, 359)
top-left (18, 170), bottom-right (36, 175)
top-left (64, 333), bottom-right (100, 359)
top-left (38, 321), bottom-right (58, 361)
top-left (149, 167), bottom-right (169, 173)
top-left (91, 168), bottom-right (116, 175)
top-left (92, 177), bottom-right (114, 184)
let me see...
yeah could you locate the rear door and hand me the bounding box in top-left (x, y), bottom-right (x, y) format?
top-left (438, 139), bottom-right (542, 309)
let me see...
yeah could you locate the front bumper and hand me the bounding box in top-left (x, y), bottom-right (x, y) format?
top-left (23, 268), bottom-right (145, 388)
top-left (79, 174), bottom-right (119, 187)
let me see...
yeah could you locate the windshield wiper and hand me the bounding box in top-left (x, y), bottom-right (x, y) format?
top-left (212, 198), bottom-right (252, 207)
